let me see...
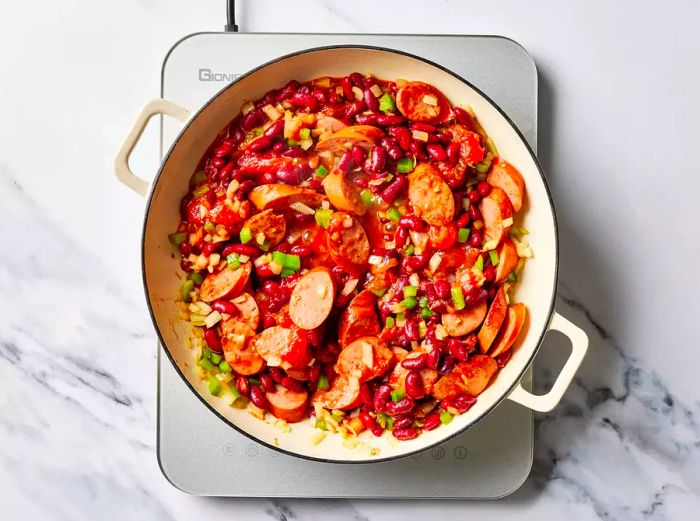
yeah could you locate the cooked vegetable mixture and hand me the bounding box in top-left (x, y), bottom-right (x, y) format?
top-left (171, 73), bottom-right (532, 443)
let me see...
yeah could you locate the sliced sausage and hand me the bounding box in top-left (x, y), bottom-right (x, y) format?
top-left (431, 355), bottom-right (498, 400)
top-left (249, 184), bottom-right (327, 211)
top-left (251, 325), bottom-right (293, 367)
top-left (334, 337), bottom-right (395, 382)
top-left (322, 171), bottom-right (368, 216)
top-left (199, 262), bottom-right (251, 303)
top-left (441, 300), bottom-right (488, 337)
top-left (487, 158), bottom-right (526, 212)
top-left (326, 212), bottom-right (371, 273)
top-left (315, 115), bottom-right (347, 134)
top-left (407, 163), bottom-right (455, 226)
top-left (220, 319), bottom-right (265, 375)
top-left (396, 81), bottom-right (452, 124)
top-left (434, 246), bottom-right (481, 276)
top-left (388, 350), bottom-right (439, 394)
top-left (337, 290), bottom-right (381, 347)
top-left (490, 303), bottom-right (527, 357)
top-left (311, 374), bottom-right (361, 410)
top-left (495, 238), bottom-right (520, 283)
top-left (436, 124), bottom-right (486, 188)
top-left (266, 386), bottom-right (309, 423)
top-left (477, 287), bottom-right (508, 353)
top-left (242, 209), bottom-right (286, 248)
top-left (229, 292), bottom-right (260, 330)
top-left (289, 267), bottom-right (335, 330)
top-left (315, 125), bottom-right (384, 155)
top-left (479, 187), bottom-right (514, 244)
top-left (237, 154), bottom-right (295, 174)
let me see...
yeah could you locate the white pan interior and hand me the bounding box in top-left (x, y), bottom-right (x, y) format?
top-left (143, 47), bottom-right (557, 462)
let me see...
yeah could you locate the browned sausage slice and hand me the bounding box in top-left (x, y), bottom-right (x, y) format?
top-left (494, 238), bottom-right (519, 283)
top-left (396, 81), bottom-right (452, 124)
top-left (251, 325), bottom-right (293, 367)
top-left (322, 171), bottom-right (368, 216)
top-left (220, 319), bottom-right (265, 375)
top-left (334, 337), bottom-right (395, 382)
top-left (490, 303), bottom-right (527, 357)
top-left (242, 209), bottom-right (287, 248)
top-left (487, 158), bottom-right (526, 212)
top-left (266, 386), bottom-right (309, 423)
top-left (479, 187), bottom-right (514, 244)
top-left (315, 125), bottom-right (384, 155)
top-left (327, 212), bottom-right (371, 273)
top-left (249, 184), bottom-right (327, 211)
top-left (407, 163), bottom-right (455, 226)
top-left (431, 355), bottom-right (498, 400)
top-left (477, 287), bottom-right (508, 352)
top-left (441, 300), bottom-right (488, 337)
top-left (289, 267), bottom-right (336, 330)
top-left (199, 262), bottom-right (251, 303)
top-left (311, 375), bottom-right (361, 410)
top-left (229, 292), bottom-right (260, 330)
top-left (337, 290), bottom-right (380, 347)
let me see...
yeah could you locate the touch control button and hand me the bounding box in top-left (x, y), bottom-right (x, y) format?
top-left (454, 446), bottom-right (468, 459)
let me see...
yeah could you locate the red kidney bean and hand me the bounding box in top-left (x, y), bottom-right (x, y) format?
top-left (404, 319), bottom-right (420, 342)
top-left (429, 279), bottom-right (448, 300)
top-left (347, 72), bottom-right (363, 87)
top-left (201, 242), bottom-right (217, 256)
top-left (229, 127), bottom-right (245, 144)
top-left (469, 204), bottom-right (482, 221)
top-left (446, 142), bottom-right (461, 166)
top-left (281, 147), bottom-right (306, 159)
top-left (439, 354), bottom-right (457, 375)
top-left (262, 315), bottom-right (276, 328)
top-left (268, 367), bottom-right (285, 384)
top-left (214, 143), bottom-right (233, 158)
top-left (248, 135), bottom-right (274, 153)
top-left (262, 280), bottom-right (280, 296)
top-left (385, 397), bottom-right (415, 416)
top-left (468, 190), bottom-right (481, 204)
top-left (380, 137), bottom-right (403, 161)
top-left (260, 374), bottom-right (276, 393)
top-left (393, 416), bottom-right (414, 430)
top-left (276, 166), bottom-right (302, 185)
top-left (466, 231), bottom-right (482, 252)
top-left (212, 157), bottom-right (226, 168)
top-left (179, 241), bottom-right (192, 256)
top-left (447, 338), bottom-right (469, 362)
top-left (281, 376), bottom-right (305, 392)
top-left (276, 80), bottom-right (300, 101)
top-left (409, 140), bottom-right (427, 160)
top-left (483, 265), bottom-right (496, 281)
top-left (435, 131), bottom-right (451, 145)
top-left (405, 371), bottom-right (425, 399)
top-left (388, 126), bottom-right (412, 151)
top-left (311, 87), bottom-right (328, 104)
top-left (367, 145), bottom-right (386, 172)
top-left (401, 353), bottom-right (428, 370)
top-left (427, 348), bottom-right (441, 370)
top-left (340, 76), bottom-right (354, 98)
top-left (255, 263), bottom-right (275, 278)
top-left (337, 150), bottom-right (353, 175)
top-left (393, 427), bottom-right (420, 440)
top-left (373, 384), bottom-right (392, 412)
top-left (477, 180), bottom-right (492, 196)
top-left (395, 226), bottom-right (409, 248)
top-left (211, 300), bottom-right (237, 315)
top-left (271, 142), bottom-right (286, 154)
top-left (344, 100), bottom-right (366, 119)
top-left (249, 386), bottom-right (268, 410)
top-left (289, 245), bottom-right (313, 257)
top-left (359, 411), bottom-right (379, 432)
top-left (410, 122), bottom-right (437, 133)
top-left (228, 243), bottom-right (260, 257)
top-left (452, 106), bottom-right (476, 129)
top-left (453, 393), bottom-right (477, 413)
top-left (427, 134), bottom-right (440, 144)
top-left (263, 119), bottom-right (285, 139)
top-left (351, 144), bottom-right (367, 166)
top-left (355, 112), bottom-right (379, 125)
top-left (426, 143), bottom-right (447, 161)
top-left (289, 92), bottom-right (319, 111)
top-left (306, 363), bottom-right (321, 384)
top-left (464, 287), bottom-right (488, 308)
top-left (381, 174), bottom-right (407, 203)
top-left (397, 214), bottom-right (426, 231)
top-left (376, 114), bottom-right (405, 126)
top-left (422, 411), bottom-right (441, 431)
top-left (204, 327), bottom-right (222, 352)
top-left (236, 375), bottom-right (250, 397)
top-left (363, 88), bottom-right (380, 112)
top-left (456, 212), bottom-right (472, 228)
top-left (242, 109), bottom-right (264, 131)
top-left (260, 172), bottom-right (276, 184)
top-left (359, 383), bottom-right (373, 406)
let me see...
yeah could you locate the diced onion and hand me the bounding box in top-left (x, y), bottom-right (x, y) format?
top-left (226, 179), bottom-right (240, 199)
top-left (409, 273), bottom-right (420, 287)
top-left (361, 342), bottom-right (374, 368)
top-left (422, 94), bottom-right (438, 106)
top-left (352, 86), bottom-right (364, 100)
top-left (290, 202), bottom-right (315, 215)
top-left (384, 241), bottom-right (396, 250)
top-left (241, 100), bottom-right (255, 115)
top-left (269, 261), bottom-right (283, 275)
top-left (341, 278), bottom-right (359, 296)
top-left (254, 253), bottom-right (271, 267)
top-left (321, 200), bottom-right (330, 210)
top-left (342, 215), bottom-right (353, 228)
top-left (343, 437), bottom-right (360, 449)
top-left (204, 310), bottom-right (222, 328)
top-left (310, 432), bottom-right (327, 445)
top-left (482, 240), bottom-right (499, 252)
top-left (435, 324), bottom-right (448, 340)
top-left (502, 217), bottom-right (514, 228)
top-left (247, 402), bottom-right (265, 420)
top-left (238, 254), bottom-right (250, 263)
top-left (368, 255), bottom-right (383, 265)
top-left (428, 252), bottom-right (443, 273)
top-left (370, 84), bottom-right (383, 97)
top-left (255, 232), bottom-right (266, 245)
top-left (300, 138), bottom-right (313, 150)
top-left (412, 130), bottom-right (429, 142)
top-left (262, 104), bottom-right (282, 121)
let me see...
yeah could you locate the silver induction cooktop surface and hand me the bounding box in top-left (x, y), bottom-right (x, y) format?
top-left (158, 32), bottom-right (537, 498)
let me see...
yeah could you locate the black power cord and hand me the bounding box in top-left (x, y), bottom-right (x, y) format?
top-left (225, 0), bottom-right (239, 32)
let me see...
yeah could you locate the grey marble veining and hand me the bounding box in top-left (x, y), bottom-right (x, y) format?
top-left (1, 0), bottom-right (699, 520)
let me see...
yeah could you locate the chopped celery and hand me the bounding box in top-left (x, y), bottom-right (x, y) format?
top-left (390, 388), bottom-right (406, 402)
top-left (507, 272), bottom-right (518, 282)
top-left (385, 316), bottom-right (395, 329)
top-left (315, 418), bottom-right (327, 430)
top-left (405, 245), bottom-right (415, 256)
top-left (188, 271), bottom-right (204, 285)
top-left (386, 416), bottom-right (395, 430)
top-left (402, 297), bottom-right (418, 310)
top-left (440, 410), bottom-right (453, 425)
top-left (396, 158), bottom-right (414, 173)
top-left (180, 279), bottom-right (194, 302)
top-left (208, 377), bottom-right (222, 396)
top-left (280, 268), bottom-right (295, 278)
top-left (272, 250), bottom-right (287, 267)
top-left (229, 386), bottom-right (241, 399)
top-left (376, 412), bottom-right (388, 428)
top-left (248, 377), bottom-right (261, 387)
top-left (299, 128), bottom-right (311, 140)
top-left (209, 352), bottom-right (222, 365)
top-left (315, 208), bottom-right (333, 228)
top-left (458, 227), bottom-right (470, 243)
top-left (168, 232), bottom-right (187, 246)
top-left (254, 127), bottom-right (264, 136)
top-left (239, 227), bottom-right (253, 244)
top-left (287, 138), bottom-right (299, 147)
top-left (475, 255), bottom-right (484, 271)
top-left (378, 92), bottom-right (396, 113)
top-left (451, 286), bottom-right (465, 311)
top-left (197, 357), bottom-right (214, 371)
top-left (403, 285), bottom-right (418, 298)
top-left (226, 253), bottom-right (241, 270)
top-left (192, 184), bottom-right (210, 199)
top-left (204, 221), bottom-right (216, 233)
top-left (420, 308), bottom-right (434, 319)
top-left (315, 165), bottom-right (329, 178)
top-left (360, 189), bottom-right (374, 206)
top-left (396, 312), bottom-right (405, 323)
top-left (418, 296), bottom-right (429, 308)
top-left (316, 375), bottom-right (330, 391)
top-left (371, 287), bottom-right (387, 297)
top-left (285, 254), bottom-right (301, 271)
top-left (219, 360), bottom-right (232, 373)
top-left (489, 250), bottom-right (500, 266)
top-left (387, 208), bottom-right (401, 222)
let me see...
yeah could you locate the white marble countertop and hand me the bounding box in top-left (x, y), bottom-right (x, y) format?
top-left (1, 0), bottom-right (699, 519)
